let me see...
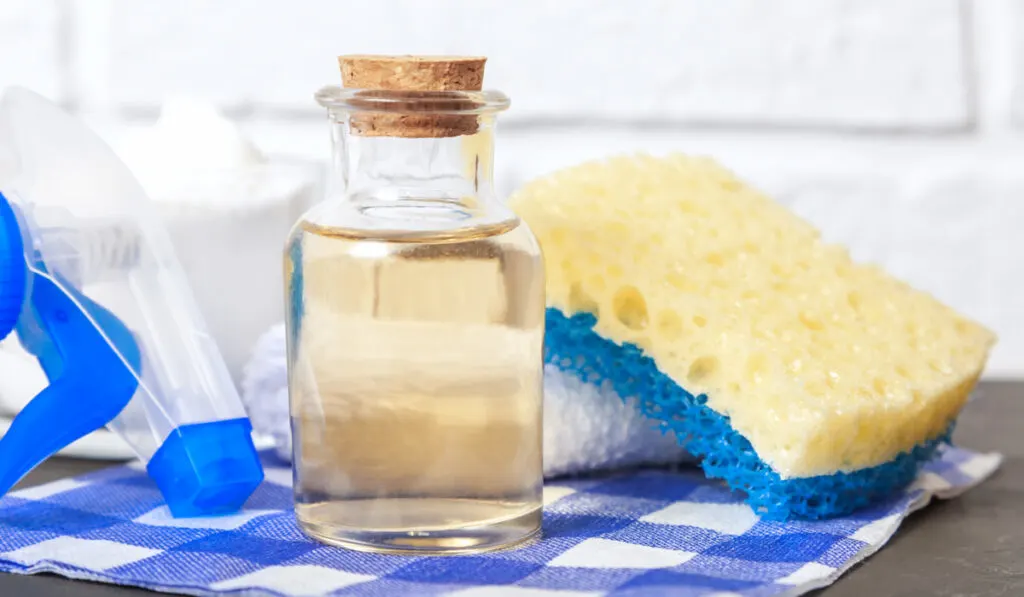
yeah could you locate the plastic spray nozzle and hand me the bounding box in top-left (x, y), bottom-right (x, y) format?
top-left (0, 87), bottom-right (263, 515)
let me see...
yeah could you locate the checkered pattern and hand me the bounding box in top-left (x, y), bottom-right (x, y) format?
top-left (0, 446), bottom-right (1000, 597)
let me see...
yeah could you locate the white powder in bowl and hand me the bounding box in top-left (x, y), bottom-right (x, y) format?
top-left (114, 98), bottom-right (320, 386)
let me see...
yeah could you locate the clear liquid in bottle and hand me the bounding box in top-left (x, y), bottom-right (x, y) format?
top-left (285, 216), bottom-right (544, 554)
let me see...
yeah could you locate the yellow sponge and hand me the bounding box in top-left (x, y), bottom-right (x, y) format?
top-left (509, 153), bottom-right (995, 479)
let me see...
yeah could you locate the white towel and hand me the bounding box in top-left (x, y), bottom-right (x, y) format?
top-left (241, 324), bottom-right (693, 477)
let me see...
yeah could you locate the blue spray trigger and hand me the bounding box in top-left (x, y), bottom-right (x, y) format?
top-left (0, 190), bottom-right (139, 495)
top-left (0, 265), bottom-right (141, 496)
top-left (0, 196), bottom-right (263, 515)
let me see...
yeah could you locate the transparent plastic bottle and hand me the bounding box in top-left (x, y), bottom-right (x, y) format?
top-left (284, 57), bottom-right (544, 554)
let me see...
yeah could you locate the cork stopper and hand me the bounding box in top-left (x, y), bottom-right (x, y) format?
top-left (338, 55), bottom-right (487, 138)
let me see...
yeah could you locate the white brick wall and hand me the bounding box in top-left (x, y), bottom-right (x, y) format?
top-left (0, 0), bottom-right (63, 102)
top-left (98, 0), bottom-right (970, 127)
top-left (3, 0), bottom-right (1022, 376)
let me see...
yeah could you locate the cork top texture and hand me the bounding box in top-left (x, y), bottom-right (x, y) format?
top-left (337, 55), bottom-right (488, 138)
top-left (339, 55), bottom-right (486, 91)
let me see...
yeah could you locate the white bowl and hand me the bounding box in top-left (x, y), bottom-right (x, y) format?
top-left (150, 160), bottom-right (321, 387)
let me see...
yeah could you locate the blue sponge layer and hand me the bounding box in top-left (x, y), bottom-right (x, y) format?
top-left (545, 308), bottom-right (949, 520)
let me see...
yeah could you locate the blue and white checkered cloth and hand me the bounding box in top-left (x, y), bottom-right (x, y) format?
top-left (0, 446), bottom-right (1000, 596)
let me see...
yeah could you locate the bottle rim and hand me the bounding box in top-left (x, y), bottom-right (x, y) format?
top-left (315, 86), bottom-right (510, 115)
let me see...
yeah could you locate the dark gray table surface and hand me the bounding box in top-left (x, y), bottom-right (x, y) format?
top-left (1, 381), bottom-right (1021, 596)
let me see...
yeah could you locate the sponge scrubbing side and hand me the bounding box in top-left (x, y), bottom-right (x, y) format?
top-left (546, 309), bottom-right (953, 519)
top-left (510, 154), bottom-right (994, 517)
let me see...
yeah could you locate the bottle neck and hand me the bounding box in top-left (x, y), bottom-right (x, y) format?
top-left (329, 113), bottom-right (497, 208)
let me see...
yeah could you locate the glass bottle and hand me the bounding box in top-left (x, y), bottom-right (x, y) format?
top-left (284, 56), bottom-right (544, 554)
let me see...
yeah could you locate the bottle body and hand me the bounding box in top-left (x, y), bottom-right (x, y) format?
top-left (286, 213), bottom-right (544, 553)
top-left (284, 83), bottom-right (544, 553)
